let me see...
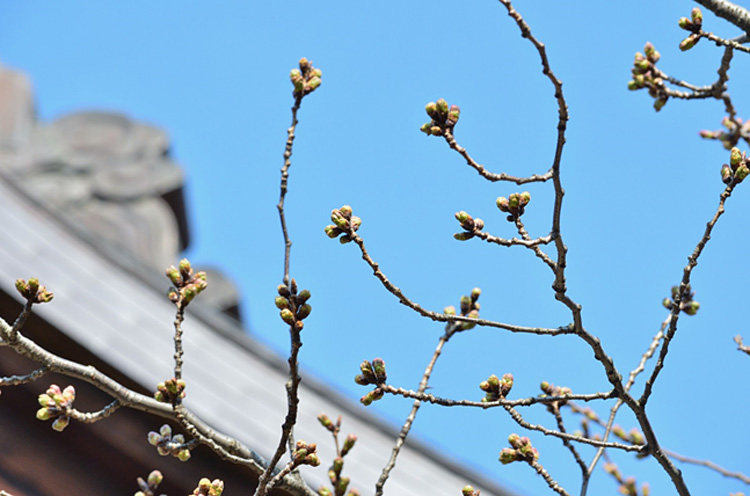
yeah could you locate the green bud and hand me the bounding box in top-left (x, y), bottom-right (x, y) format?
top-left (52, 416), bottom-right (70, 432)
top-left (455, 211), bottom-right (470, 223)
top-left (331, 210), bottom-right (349, 229)
top-left (297, 303), bottom-right (312, 320)
top-left (350, 216), bottom-right (362, 231)
top-left (178, 258), bottom-right (192, 276)
top-left (280, 308), bottom-right (295, 325)
top-left (627, 80), bottom-right (639, 91)
top-left (342, 434), bottom-right (357, 455)
top-left (324, 224), bottom-right (342, 238)
top-left (436, 98), bottom-right (449, 116)
top-left (662, 297), bottom-right (673, 309)
top-left (736, 164), bottom-right (749, 182)
top-left (448, 104), bottom-right (460, 125)
top-left (691, 7), bottom-right (703, 27)
top-left (730, 147), bottom-right (742, 167)
top-left (519, 191), bottom-right (531, 206)
top-left (425, 101), bottom-right (438, 119)
top-left (453, 232), bottom-right (474, 241)
top-left (653, 96), bottom-right (668, 112)
top-left (462, 485), bottom-right (476, 496)
top-left (429, 126), bottom-right (443, 136)
top-left (678, 17), bottom-right (694, 30)
top-left (15, 278), bottom-right (26, 295)
top-left (306, 76), bottom-right (322, 92)
top-left (471, 287), bottom-right (481, 300)
top-left (36, 407), bottom-right (52, 421)
top-left (177, 449), bottom-right (191, 461)
top-left (297, 289), bottom-right (311, 303)
top-left (147, 470), bottom-right (163, 486)
top-left (444, 305), bottom-right (456, 315)
top-left (644, 42), bottom-right (659, 63)
top-left (275, 296), bottom-right (290, 310)
top-left (420, 122), bottom-right (432, 135)
top-left (683, 300), bottom-right (700, 315)
top-left (496, 196), bottom-right (509, 212)
top-left (679, 34), bottom-right (700, 51)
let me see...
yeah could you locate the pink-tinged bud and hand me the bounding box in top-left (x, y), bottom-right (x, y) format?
top-left (473, 218), bottom-right (484, 230)
top-left (148, 470), bottom-right (163, 486)
top-left (644, 42), bottom-right (660, 63)
top-left (342, 434), bottom-right (357, 455)
top-left (331, 210), bottom-right (349, 229)
top-left (699, 130), bottom-right (714, 138)
top-left (679, 34), bottom-right (700, 51)
top-left (148, 431), bottom-right (161, 445)
top-left (178, 258), bottom-right (192, 276)
top-left (496, 196), bottom-right (509, 212)
top-left (448, 104), bottom-right (460, 125)
top-left (678, 17), bottom-right (694, 31)
top-left (499, 448), bottom-right (517, 465)
top-left (520, 191), bottom-right (531, 206)
top-left (305, 453), bottom-right (321, 466)
top-left (166, 266), bottom-right (182, 286)
top-left (350, 216), bottom-right (362, 231)
top-left (319, 488), bottom-right (333, 496)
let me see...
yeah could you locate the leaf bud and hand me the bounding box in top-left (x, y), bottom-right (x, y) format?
top-left (683, 300), bottom-right (700, 315)
top-left (274, 296), bottom-right (290, 310)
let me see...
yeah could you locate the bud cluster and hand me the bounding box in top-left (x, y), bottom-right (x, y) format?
top-left (627, 42), bottom-right (668, 111)
top-left (15, 277), bottom-right (54, 304)
top-left (496, 191), bottom-right (531, 222)
top-left (499, 433), bottom-right (539, 465)
top-left (275, 278), bottom-right (312, 330)
top-left (294, 439), bottom-right (321, 467)
top-left (420, 98), bottom-right (461, 137)
top-left (662, 284), bottom-right (700, 316)
top-left (354, 358), bottom-right (387, 406)
top-left (166, 258), bottom-right (207, 306)
top-left (191, 478), bottom-right (224, 496)
top-left (678, 8), bottom-right (703, 52)
top-left (453, 211), bottom-right (484, 241)
top-left (443, 287), bottom-right (481, 330)
top-left (324, 205), bottom-right (362, 244)
top-left (700, 116), bottom-right (750, 150)
top-left (147, 424), bottom-right (191, 461)
top-left (611, 425), bottom-right (645, 447)
top-left (317, 414), bottom-right (359, 496)
top-left (36, 384), bottom-right (75, 432)
top-left (479, 373), bottom-right (514, 402)
top-left (539, 381), bottom-right (572, 409)
top-left (290, 57), bottom-right (322, 97)
top-left (720, 147), bottom-right (750, 185)
top-left (462, 486), bottom-right (481, 496)
top-left (154, 378), bottom-right (186, 404)
top-left (135, 470), bottom-right (164, 496)
top-left (604, 462), bottom-right (650, 496)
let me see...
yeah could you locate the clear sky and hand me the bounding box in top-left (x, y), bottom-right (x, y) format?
top-left (1, 2), bottom-right (748, 495)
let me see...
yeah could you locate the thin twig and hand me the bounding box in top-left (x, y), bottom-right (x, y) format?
top-left (172, 304), bottom-right (186, 381)
top-left (348, 231), bottom-right (570, 336)
top-left (379, 384), bottom-right (615, 408)
top-left (641, 183), bottom-right (735, 407)
top-left (374, 330), bottom-right (451, 496)
top-left (529, 459), bottom-right (572, 496)
top-left (277, 96), bottom-right (303, 287)
top-left (0, 366), bottom-right (48, 386)
top-left (442, 129), bottom-right (553, 184)
top-left (550, 404), bottom-right (588, 477)
top-left (68, 400), bottom-right (121, 423)
top-left (666, 449), bottom-right (750, 485)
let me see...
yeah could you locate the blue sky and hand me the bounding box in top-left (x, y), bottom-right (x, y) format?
top-left (1, 2), bottom-right (749, 495)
